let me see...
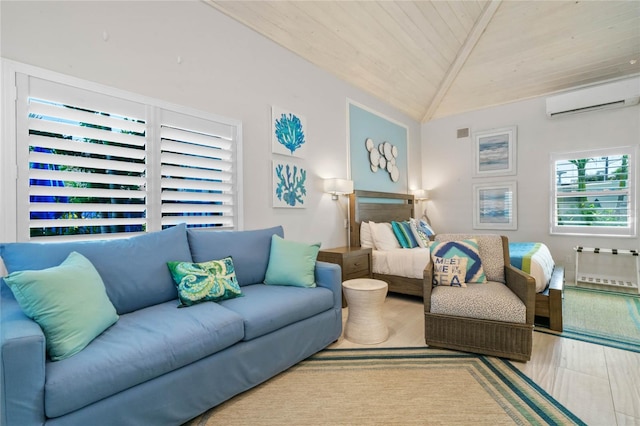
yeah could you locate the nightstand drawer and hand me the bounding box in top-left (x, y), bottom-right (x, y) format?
top-left (343, 254), bottom-right (370, 276)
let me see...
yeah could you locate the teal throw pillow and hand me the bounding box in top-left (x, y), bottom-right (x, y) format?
top-left (167, 257), bottom-right (243, 307)
top-left (430, 239), bottom-right (487, 283)
top-left (391, 221), bottom-right (419, 248)
top-left (264, 235), bottom-right (320, 288)
top-left (4, 251), bottom-right (119, 361)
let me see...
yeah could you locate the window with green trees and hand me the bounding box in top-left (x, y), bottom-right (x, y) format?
top-left (12, 72), bottom-right (239, 242)
top-left (551, 146), bottom-right (636, 237)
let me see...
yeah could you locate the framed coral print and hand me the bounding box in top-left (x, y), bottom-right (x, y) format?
top-left (272, 106), bottom-right (307, 158)
top-left (472, 126), bottom-right (517, 177)
top-left (272, 159), bottom-right (307, 208)
top-left (473, 181), bottom-right (517, 230)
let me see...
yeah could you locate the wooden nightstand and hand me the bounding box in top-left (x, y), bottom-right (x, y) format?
top-left (317, 246), bottom-right (372, 307)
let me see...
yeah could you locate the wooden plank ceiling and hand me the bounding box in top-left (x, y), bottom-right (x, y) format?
top-left (205, 0), bottom-right (640, 123)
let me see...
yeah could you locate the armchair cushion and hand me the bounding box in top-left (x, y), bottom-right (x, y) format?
top-left (430, 281), bottom-right (526, 323)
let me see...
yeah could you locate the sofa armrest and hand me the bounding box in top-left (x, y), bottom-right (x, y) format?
top-left (1, 292), bottom-right (46, 426)
top-left (314, 261), bottom-right (342, 309)
top-left (504, 265), bottom-right (536, 325)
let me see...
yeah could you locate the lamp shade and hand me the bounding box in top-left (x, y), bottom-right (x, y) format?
top-left (324, 178), bottom-right (354, 195)
top-left (413, 189), bottom-right (430, 200)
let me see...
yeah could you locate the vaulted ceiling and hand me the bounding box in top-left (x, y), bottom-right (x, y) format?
top-left (205, 0), bottom-right (640, 123)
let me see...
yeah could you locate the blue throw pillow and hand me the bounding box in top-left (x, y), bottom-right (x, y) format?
top-left (430, 239), bottom-right (487, 283)
top-left (391, 221), bottom-right (419, 248)
top-left (167, 257), bottom-right (243, 307)
top-left (264, 235), bottom-right (320, 288)
top-left (409, 218), bottom-right (433, 248)
top-left (187, 226), bottom-right (284, 286)
top-left (0, 223), bottom-right (192, 314)
top-left (4, 251), bottom-right (119, 361)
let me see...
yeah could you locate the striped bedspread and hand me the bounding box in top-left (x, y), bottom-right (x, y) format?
top-left (509, 242), bottom-right (555, 293)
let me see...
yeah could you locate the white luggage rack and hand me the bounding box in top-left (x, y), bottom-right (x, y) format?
top-left (574, 246), bottom-right (639, 294)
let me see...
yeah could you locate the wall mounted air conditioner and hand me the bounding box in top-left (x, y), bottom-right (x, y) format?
top-left (546, 76), bottom-right (640, 118)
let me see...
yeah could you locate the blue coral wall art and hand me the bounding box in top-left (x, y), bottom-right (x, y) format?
top-left (272, 160), bottom-right (307, 208)
top-left (272, 106), bottom-right (307, 158)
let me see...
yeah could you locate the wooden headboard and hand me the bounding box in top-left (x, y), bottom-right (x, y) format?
top-left (349, 190), bottom-right (415, 247)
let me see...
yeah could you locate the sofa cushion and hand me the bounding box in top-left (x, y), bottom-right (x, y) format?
top-left (4, 251), bottom-right (119, 361)
top-left (264, 235), bottom-right (320, 288)
top-left (218, 283), bottom-right (334, 341)
top-left (0, 224), bottom-right (192, 314)
top-left (167, 256), bottom-right (243, 307)
top-left (187, 226), bottom-right (284, 286)
top-left (430, 281), bottom-right (526, 323)
top-left (44, 300), bottom-right (244, 418)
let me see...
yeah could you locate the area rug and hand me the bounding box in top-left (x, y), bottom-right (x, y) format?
top-left (536, 286), bottom-right (640, 353)
top-left (186, 347), bottom-right (585, 425)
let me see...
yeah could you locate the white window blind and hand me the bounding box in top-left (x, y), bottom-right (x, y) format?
top-left (550, 146), bottom-right (636, 237)
top-left (12, 71), bottom-right (241, 242)
top-left (160, 110), bottom-right (236, 229)
top-left (22, 77), bottom-right (147, 240)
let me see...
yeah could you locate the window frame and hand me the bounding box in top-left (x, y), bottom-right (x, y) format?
top-left (549, 145), bottom-right (637, 237)
top-left (1, 59), bottom-right (243, 243)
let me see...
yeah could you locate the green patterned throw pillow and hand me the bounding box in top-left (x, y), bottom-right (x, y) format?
top-left (167, 257), bottom-right (243, 307)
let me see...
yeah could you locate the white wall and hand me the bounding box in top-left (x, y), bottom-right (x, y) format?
top-left (0, 0), bottom-right (421, 247)
top-left (422, 95), bottom-right (640, 281)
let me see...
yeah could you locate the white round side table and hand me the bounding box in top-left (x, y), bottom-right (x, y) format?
top-left (342, 278), bottom-right (389, 344)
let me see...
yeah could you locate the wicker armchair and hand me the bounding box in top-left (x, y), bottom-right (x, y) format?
top-left (424, 234), bottom-right (536, 362)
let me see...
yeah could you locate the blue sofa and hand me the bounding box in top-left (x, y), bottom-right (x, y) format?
top-left (0, 224), bottom-right (342, 426)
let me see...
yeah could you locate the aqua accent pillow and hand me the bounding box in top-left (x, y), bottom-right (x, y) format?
top-left (430, 239), bottom-right (487, 283)
top-left (167, 257), bottom-right (243, 307)
top-left (391, 221), bottom-right (419, 248)
top-left (4, 251), bottom-right (119, 361)
top-left (264, 235), bottom-right (320, 288)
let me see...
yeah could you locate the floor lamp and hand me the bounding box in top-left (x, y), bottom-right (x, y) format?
top-left (324, 178), bottom-right (354, 247)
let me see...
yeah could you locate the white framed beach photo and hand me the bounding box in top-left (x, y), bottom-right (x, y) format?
top-left (472, 126), bottom-right (517, 177)
top-left (473, 181), bottom-right (517, 230)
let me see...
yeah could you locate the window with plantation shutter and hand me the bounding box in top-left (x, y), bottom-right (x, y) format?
top-left (160, 110), bottom-right (236, 229)
top-left (10, 69), bottom-right (241, 242)
top-left (19, 76), bottom-right (147, 240)
top-left (550, 146), bottom-right (636, 237)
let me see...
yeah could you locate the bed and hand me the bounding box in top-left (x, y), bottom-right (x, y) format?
top-left (348, 189), bottom-right (564, 332)
top-left (509, 242), bottom-right (565, 332)
top-left (348, 190), bottom-right (427, 297)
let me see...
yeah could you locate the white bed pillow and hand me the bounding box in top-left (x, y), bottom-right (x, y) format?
top-left (360, 221), bottom-right (375, 249)
top-left (369, 221), bottom-right (401, 251)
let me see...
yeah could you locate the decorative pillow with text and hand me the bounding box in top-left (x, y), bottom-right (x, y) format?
top-left (430, 239), bottom-right (487, 283)
top-left (432, 256), bottom-right (467, 287)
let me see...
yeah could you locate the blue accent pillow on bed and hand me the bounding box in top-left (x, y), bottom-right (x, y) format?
top-left (430, 239), bottom-right (487, 283)
top-left (391, 221), bottom-right (419, 248)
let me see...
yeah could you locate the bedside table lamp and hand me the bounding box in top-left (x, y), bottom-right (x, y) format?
top-left (324, 178), bottom-right (354, 246)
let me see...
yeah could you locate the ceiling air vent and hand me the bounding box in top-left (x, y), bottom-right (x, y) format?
top-left (546, 76), bottom-right (640, 118)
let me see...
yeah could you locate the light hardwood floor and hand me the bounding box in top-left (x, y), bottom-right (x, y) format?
top-left (329, 293), bottom-right (640, 426)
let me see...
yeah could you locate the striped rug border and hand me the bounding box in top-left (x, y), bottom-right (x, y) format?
top-left (310, 347), bottom-right (586, 426)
